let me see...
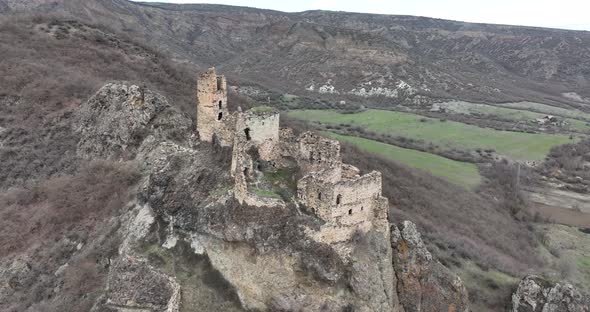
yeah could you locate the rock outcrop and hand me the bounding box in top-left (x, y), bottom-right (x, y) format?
top-left (511, 275), bottom-right (589, 312)
top-left (391, 221), bottom-right (469, 312)
top-left (75, 83), bottom-right (192, 160)
top-left (73, 83), bottom-right (470, 312)
top-left (103, 255), bottom-right (180, 312)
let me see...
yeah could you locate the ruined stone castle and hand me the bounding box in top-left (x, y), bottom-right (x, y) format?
top-left (196, 68), bottom-right (388, 243)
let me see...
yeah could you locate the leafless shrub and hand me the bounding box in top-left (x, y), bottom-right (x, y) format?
top-left (480, 161), bottom-right (530, 218)
top-left (0, 160), bottom-right (139, 310)
top-left (0, 160), bottom-right (139, 256)
top-left (557, 257), bottom-right (577, 279)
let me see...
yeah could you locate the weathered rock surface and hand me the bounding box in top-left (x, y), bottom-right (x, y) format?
top-left (75, 83), bottom-right (192, 160)
top-left (0, 257), bottom-right (32, 298)
top-left (511, 275), bottom-right (589, 312)
top-left (391, 221), bottom-right (469, 312)
top-left (102, 255), bottom-right (180, 312)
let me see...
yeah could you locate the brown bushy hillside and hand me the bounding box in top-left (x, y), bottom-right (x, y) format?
top-left (0, 15), bottom-right (192, 311)
top-left (3, 0), bottom-right (590, 107)
top-left (0, 15), bottom-right (195, 188)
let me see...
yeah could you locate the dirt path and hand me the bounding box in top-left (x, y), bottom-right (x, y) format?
top-left (525, 187), bottom-right (590, 227)
top-left (530, 203), bottom-right (590, 227)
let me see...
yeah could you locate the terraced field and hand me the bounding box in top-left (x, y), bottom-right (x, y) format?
top-left (326, 132), bottom-right (482, 189)
top-left (289, 109), bottom-right (575, 161)
top-left (440, 101), bottom-right (590, 132)
top-left (498, 101), bottom-right (590, 120)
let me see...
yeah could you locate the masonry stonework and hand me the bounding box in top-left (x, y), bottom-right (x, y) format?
top-left (195, 68), bottom-right (390, 244)
top-left (196, 68), bottom-right (234, 146)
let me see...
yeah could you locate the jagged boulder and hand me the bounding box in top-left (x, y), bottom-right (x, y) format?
top-left (100, 255), bottom-right (180, 312)
top-left (75, 83), bottom-right (192, 160)
top-left (511, 275), bottom-right (589, 312)
top-left (391, 221), bottom-right (469, 312)
top-left (0, 257), bottom-right (33, 296)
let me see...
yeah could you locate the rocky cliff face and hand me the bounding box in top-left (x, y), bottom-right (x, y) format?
top-left (511, 275), bottom-right (589, 312)
top-left (391, 221), bottom-right (469, 312)
top-left (71, 83), bottom-right (469, 311)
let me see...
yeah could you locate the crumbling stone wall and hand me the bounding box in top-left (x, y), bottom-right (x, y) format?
top-left (297, 132), bottom-right (342, 180)
top-left (196, 68), bottom-right (234, 146)
top-left (331, 171), bottom-right (383, 226)
top-left (230, 110), bottom-right (281, 205)
top-left (194, 68), bottom-right (390, 244)
top-left (234, 111), bottom-right (280, 162)
top-left (298, 168), bottom-right (385, 226)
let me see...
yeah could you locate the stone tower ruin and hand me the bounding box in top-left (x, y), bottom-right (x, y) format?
top-left (194, 68), bottom-right (389, 244)
top-left (196, 68), bottom-right (234, 146)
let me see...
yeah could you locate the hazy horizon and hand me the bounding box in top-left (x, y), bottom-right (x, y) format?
top-left (134, 0), bottom-right (590, 31)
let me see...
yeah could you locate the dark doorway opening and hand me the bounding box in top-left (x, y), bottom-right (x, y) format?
top-left (244, 128), bottom-right (251, 141)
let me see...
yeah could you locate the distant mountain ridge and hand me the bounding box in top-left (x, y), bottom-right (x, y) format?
top-left (3, 0), bottom-right (590, 107)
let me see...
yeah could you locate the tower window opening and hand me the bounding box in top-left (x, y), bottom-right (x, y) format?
top-left (318, 192), bottom-right (322, 200)
top-left (348, 209), bottom-right (353, 215)
top-left (217, 112), bottom-right (223, 120)
top-left (336, 194), bottom-right (342, 205)
top-left (361, 206), bottom-right (364, 211)
top-left (244, 128), bottom-right (251, 141)
top-left (243, 167), bottom-right (249, 177)
top-left (218, 100), bottom-right (222, 109)
top-left (216, 77), bottom-right (223, 90)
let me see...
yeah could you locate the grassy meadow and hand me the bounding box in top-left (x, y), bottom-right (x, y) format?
top-left (289, 109), bottom-right (575, 161)
top-left (441, 101), bottom-right (590, 132)
top-left (326, 132), bottom-right (482, 189)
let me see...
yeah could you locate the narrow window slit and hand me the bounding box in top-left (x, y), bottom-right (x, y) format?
top-left (216, 77), bottom-right (223, 90)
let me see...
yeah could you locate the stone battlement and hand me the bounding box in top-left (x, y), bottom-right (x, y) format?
top-left (195, 68), bottom-right (389, 243)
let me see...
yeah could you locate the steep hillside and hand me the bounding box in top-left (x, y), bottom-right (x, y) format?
top-left (2, 3), bottom-right (590, 311)
top-left (3, 0), bottom-right (590, 107)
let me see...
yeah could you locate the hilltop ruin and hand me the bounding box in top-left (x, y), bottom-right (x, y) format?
top-left (196, 68), bottom-right (389, 243)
